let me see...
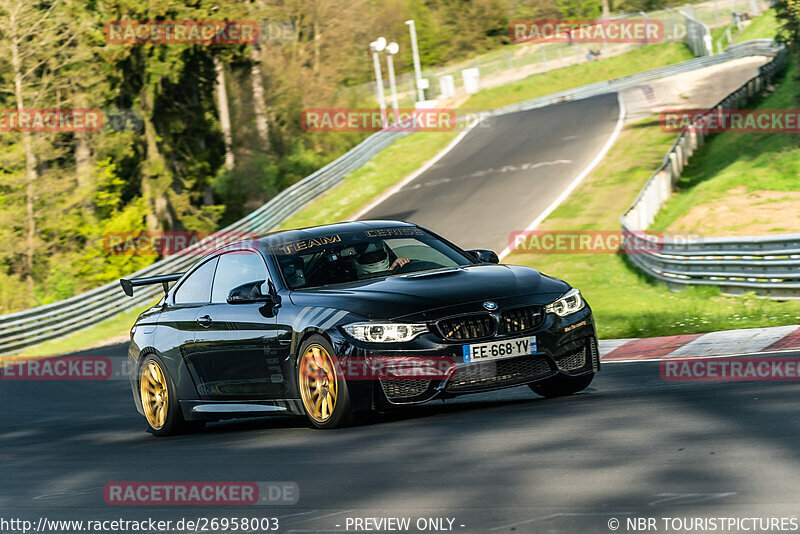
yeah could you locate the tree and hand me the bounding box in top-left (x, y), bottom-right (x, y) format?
top-left (0, 0), bottom-right (82, 289)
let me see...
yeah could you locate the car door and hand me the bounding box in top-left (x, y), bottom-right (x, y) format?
top-left (157, 257), bottom-right (218, 375)
top-left (190, 250), bottom-right (282, 400)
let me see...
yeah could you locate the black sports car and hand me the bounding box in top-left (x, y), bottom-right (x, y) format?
top-left (122, 220), bottom-right (599, 434)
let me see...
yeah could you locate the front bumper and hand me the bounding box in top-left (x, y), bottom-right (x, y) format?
top-left (331, 306), bottom-right (598, 408)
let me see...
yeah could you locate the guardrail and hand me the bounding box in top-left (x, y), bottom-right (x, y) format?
top-left (621, 41), bottom-right (800, 299)
top-left (0, 39), bottom-right (784, 355)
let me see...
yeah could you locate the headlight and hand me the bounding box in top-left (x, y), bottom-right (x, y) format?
top-left (343, 322), bottom-right (428, 342)
top-left (545, 288), bottom-right (585, 317)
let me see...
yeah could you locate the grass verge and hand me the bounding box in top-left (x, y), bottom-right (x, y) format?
top-left (504, 116), bottom-right (800, 339)
top-left (463, 43), bottom-right (694, 110)
top-left (737, 9), bottom-right (778, 41)
top-left (277, 130), bottom-right (460, 230)
top-left (650, 61), bottom-right (800, 233)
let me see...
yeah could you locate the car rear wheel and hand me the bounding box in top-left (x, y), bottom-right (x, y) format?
top-left (139, 354), bottom-right (203, 436)
top-left (529, 372), bottom-right (594, 398)
top-left (297, 336), bottom-right (353, 429)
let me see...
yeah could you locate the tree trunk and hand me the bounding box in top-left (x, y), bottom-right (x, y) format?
top-left (140, 86), bottom-right (172, 231)
top-left (249, 47), bottom-right (270, 149)
top-left (75, 131), bottom-right (92, 192)
top-left (214, 57), bottom-right (235, 171)
top-left (74, 93), bottom-right (92, 198)
top-left (10, 15), bottom-right (36, 289)
top-left (602, 0), bottom-right (610, 17)
top-left (313, 19), bottom-right (321, 73)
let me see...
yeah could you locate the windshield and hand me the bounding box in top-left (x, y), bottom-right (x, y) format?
top-left (270, 226), bottom-right (473, 289)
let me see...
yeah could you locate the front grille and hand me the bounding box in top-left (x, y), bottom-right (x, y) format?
top-left (499, 305), bottom-right (544, 334)
top-left (589, 337), bottom-right (599, 371)
top-left (380, 379), bottom-right (431, 400)
top-left (554, 347), bottom-right (586, 372)
top-left (435, 313), bottom-right (495, 341)
top-left (446, 355), bottom-right (554, 392)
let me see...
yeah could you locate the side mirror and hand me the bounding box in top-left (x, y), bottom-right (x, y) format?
top-left (467, 249), bottom-right (500, 264)
top-left (227, 280), bottom-right (272, 304)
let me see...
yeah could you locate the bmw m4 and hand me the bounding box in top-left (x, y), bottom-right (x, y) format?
top-left (122, 220), bottom-right (599, 434)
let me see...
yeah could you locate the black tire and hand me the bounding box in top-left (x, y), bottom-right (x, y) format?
top-left (139, 354), bottom-right (203, 436)
top-left (296, 335), bottom-right (353, 429)
top-left (529, 372), bottom-right (595, 398)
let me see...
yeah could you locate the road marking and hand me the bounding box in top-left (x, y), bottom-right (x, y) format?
top-left (598, 338), bottom-right (637, 357)
top-left (490, 512), bottom-right (633, 531)
top-left (647, 492), bottom-right (736, 506)
top-left (32, 488), bottom-right (100, 500)
top-left (603, 334), bottom-right (703, 361)
top-left (498, 92), bottom-right (626, 261)
top-left (287, 510), bottom-right (353, 526)
top-left (353, 115), bottom-right (485, 220)
top-left (602, 348), bottom-right (800, 364)
top-left (668, 325), bottom-right (799, 358)
top-left (403, 160), bottom-right (572, 190)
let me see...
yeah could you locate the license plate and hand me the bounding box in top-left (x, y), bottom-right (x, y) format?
top-left (462, 336), bottom-right (537, 363)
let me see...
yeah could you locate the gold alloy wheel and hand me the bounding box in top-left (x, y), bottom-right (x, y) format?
top-left (298, 344), bottom-right (339, 423)
top-left (140, 360), bottom-right (169, 430)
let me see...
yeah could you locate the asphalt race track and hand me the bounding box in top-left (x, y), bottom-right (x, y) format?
top-left (5, 92), bottom-right (800, 533)
top-left (360, 93), bottom-right (622, 253)
top-left (3, 342), bottom-right (800, 533)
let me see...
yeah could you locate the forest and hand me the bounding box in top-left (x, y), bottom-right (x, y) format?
top-left (0, 0), bottom-right (679, 314)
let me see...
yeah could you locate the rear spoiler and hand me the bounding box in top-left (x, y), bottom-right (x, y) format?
top-left (120, 273), bottom-right (184, 297)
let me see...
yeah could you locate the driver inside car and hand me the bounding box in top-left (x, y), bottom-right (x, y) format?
top-left (345, 242), bottom-right (409, 276)
top-left (281, 257), bottom-right (307, 288)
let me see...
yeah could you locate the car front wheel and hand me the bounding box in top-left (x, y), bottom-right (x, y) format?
top-left (297, 336), bottom-right (353, 429)
top-left (139, 354), bottom-right (203, 436)
top-left (529, 372), bottom-right (594, 398)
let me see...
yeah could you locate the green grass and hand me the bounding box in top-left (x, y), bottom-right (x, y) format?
top-left (278, 130), bottom-right (460, 230)
top-left (651, 62), bottom-right (800, 232)
top-left (711, 25), bottom-right (729, 47)
top-left (737, 9), bottom-right (778, 41)
top-left (463, 43), bottom-right (694, 110)
top-left (712, 9), bottom-right (778, 53)
top-left (505, 117), bottom-right (800, 339)
top-left (8, 305), bottom-right (151, 359)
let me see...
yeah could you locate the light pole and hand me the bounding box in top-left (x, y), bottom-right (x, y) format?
top-left (370, 37), bottom-right (387, 127)
top-left (405, 20), bottom-right (425, 104)
top-left (385, 42), bottom-right (400, 124)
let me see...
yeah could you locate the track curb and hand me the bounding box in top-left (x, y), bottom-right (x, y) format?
top-left (600, 324), bottom-right (800, 362)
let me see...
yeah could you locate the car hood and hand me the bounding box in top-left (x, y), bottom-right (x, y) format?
top-left (287, 264), bottom-right (570, 321)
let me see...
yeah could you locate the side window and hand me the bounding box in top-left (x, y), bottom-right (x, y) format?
top-left (173, 257), bottom-right (218, 304)
top-left (211, 251), bottom-right (269, 303)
